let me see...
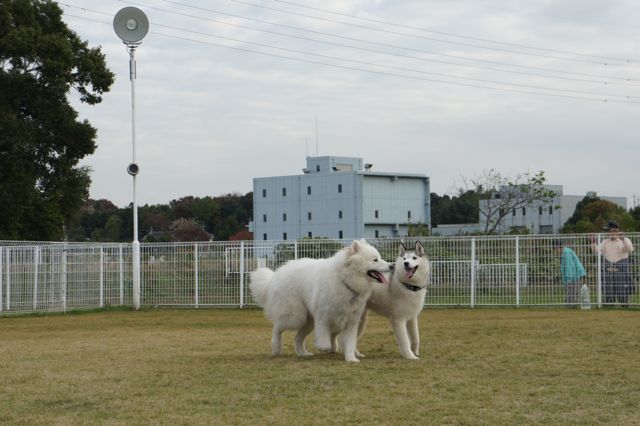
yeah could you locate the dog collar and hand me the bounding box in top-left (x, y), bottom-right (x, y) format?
top-left (401, 282), bottom-right (426, 292)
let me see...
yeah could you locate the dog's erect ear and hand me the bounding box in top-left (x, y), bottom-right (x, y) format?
top-left (415, 241), bottom-right (426, 257)
top-left (398, 242), bottom-right (407, 257)
top-left (350, 239), bottom-right (361, 254)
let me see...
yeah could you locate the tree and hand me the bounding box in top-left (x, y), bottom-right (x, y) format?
top-left (561, 197), bottom-right (635, 233)
top-left (460, 169), bottom-right (556, 234)
top-left (430, 190), bottom-right (480, 226)
top-left (170, 218), bottom-right (211, 242)
top-left (0, 0), bottom-right (114, 240)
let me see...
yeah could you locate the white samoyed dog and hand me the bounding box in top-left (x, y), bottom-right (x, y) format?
top-left (358, 241), bottom-right (430, 360)
top-left (250, 239), bottom-right (392, 362)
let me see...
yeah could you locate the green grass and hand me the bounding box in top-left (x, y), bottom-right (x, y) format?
top-left (1, 308), bottom-right (639, 425)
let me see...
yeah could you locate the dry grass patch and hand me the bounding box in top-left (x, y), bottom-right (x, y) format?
top-left (1, 308), bottom-right (639, 425)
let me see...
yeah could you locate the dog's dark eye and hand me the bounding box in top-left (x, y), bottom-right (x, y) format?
top-left (373, 258), bottom-right (378, 262)
top-left (412, 256), bottom-right (417, 260)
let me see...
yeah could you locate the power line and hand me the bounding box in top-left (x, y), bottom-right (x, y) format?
top-left (86, 1), bottom-right (633, 88)
top-left (61, 11), bottom-right (640, 104)
top-left (138, 0), bottom-right (638, 84)
top-left (224, 0), bottom-right (625, 66)
top-left (270, 0), bottom-right (636, 64)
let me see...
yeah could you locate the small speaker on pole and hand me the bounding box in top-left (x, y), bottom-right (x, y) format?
top-left (113, 7), bottom-right (149, 44)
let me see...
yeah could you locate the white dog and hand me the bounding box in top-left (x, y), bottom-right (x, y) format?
top-left (250, 239), bottom-right (392, 362)
top-left (358, 241), bottom-right (430, 360)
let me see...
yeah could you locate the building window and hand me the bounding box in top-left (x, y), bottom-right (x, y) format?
top-left (316, 165), bottom-right (320, 172)
top-left (308, 212), bottom-right (312, 220)
top-left (282, 187), bottom-right (287, 196)
top-left (263, 233), bottom-right (267, 240)
top-left (339, 230), bottom-right (343, 239)
top-left (375, 210), bottom-right (379, 219)
top-left (512, 209), bottom-right (516, 216)
top-left (375, 230), bottom-right (379, 238)
top-left (338, 184), bottom-right (342, 193)
top-left (263, 214), bottom-right (267, 222)
top-left (283, 213), bottom-right (287, 222)
top-left (283, 233), bottom-right (287, 240)
top-left (539, 206), bottom-right (543, 215)
top-left (338, 210), bottom-right (343, 219)
top-left (407, 210), bottom-right (412, 220)
top-left (262, 189), bottom-right (267, 198)
top-left (307, 186), bottom-right (311, 195)
top-left (308, 231), bottom-right (312, 238)
top-left (549, 206), bottom-right (553, 215)
top-left (522, 207), bottom-right (526, 216)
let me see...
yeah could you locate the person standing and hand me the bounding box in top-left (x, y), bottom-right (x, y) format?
top-left (553, 240), bottom-right (586, 306)
top-left (590, 220), bottom-right (635, 306)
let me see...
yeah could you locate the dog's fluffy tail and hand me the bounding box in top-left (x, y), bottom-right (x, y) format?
top-left (249, 268), bottom-right (275, 306)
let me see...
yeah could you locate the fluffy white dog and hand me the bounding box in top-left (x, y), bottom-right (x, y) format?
top-left (358, 241), bottom-right (430, 359)
top-left (250, 239), bottom-right (392, 362)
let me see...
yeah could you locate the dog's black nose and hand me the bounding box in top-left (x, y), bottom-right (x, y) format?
top-left (404, 261), bottom-right (409, 267)
top-left (389, 264), bottom-right (395, 270)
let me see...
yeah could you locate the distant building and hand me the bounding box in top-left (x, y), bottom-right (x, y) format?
top-left (479, 186), bottom-right (627, 234)
top-left (249, 156), bottom-right (430, 241)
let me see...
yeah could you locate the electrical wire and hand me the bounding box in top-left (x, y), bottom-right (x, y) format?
top-left (269, 0), bottom-right (636, 64)
top-left (61, 11), bottom-right (640, 104)
top-left (134, 0), bottom-right (637, 84)
top-left (224, 0), bottom-right (626, 66)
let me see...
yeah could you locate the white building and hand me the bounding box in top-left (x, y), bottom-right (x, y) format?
top-left (249, 156), bottom-right (430, 241)
top-left (480, 186), bottom-right (627, 234)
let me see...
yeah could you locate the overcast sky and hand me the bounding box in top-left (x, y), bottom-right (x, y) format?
top-left (60, 0), bottom-right (640, 208)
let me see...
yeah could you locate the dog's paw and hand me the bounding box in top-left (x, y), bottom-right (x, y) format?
top-left (297, 351), bottom-right (314, 357)
top-left (345, 357), bottom-right (361, 363)
top-left (404, 354), bottom-right (419, 360)
top-left (355, 349), bottom-right (366, 358)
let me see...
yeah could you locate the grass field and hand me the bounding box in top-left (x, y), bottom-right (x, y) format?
top-left (1, 308), bottom-right (639, 425)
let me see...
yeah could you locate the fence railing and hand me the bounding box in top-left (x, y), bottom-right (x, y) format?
top-left (1, 234), bottom-right (638, 315)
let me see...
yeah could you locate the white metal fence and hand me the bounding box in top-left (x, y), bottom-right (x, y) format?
top-left (1, 234), bottom-right (638, 315)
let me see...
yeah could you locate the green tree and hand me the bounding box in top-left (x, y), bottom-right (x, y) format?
top-left (561, 197), bottom-right (635, 233)
top-left (0, 0), bottom-right (114, 240)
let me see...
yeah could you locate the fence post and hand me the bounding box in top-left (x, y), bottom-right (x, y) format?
top-left (62, 246), bottom-right (67, 312)
top-left (119, 244), bottom-right (124, 305)
top-left (596, 234), bottom-right (602, 308)
top-left (99, 247), bottom-right (104, 308)
top-left (194, 243), bottom-right (199, 308)
top-left (515, 236), bottom-right (520, 307)
top-left (33, 246), bottom-right (39, 310)
top-left (294, 240), bottom-right (298, 260)
top-left (5, 249), bottom-right (11, 311)
top-left (470, 238), bottom-right (476, 308)
top-left (0, 247), bottom-right (3, 313)
top-left (239, 241), bottom-right (245, 308)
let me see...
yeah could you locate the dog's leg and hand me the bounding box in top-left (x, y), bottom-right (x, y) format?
top-left (340, 324), bottom-right (361, 362)
top-left (330, 333), bottom-right (339, 353)
top-left (354, 309), bottom-right (368, 358)
top-left (295, 317), bottom-right (314, 356)
top-left (391, 319), bottom-right (419, 360)
top-left (271, 326), bottom-right (283, 356)
top-left (407, 316), bottom-right (420, 357)
top-left (313, 321), bottom-right (333, 352)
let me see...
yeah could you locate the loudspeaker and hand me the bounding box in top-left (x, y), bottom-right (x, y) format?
top-left (113, 7), bottom-right (149, 43)
top-left (127, 163), bottom-right (140, 176)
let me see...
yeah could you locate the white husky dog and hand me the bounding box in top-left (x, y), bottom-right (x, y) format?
top-left (358, 241), bottom-right (430, 360)
top-left (250, 239), bottom-right (392, 362)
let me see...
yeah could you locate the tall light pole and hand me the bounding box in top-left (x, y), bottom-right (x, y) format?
top-left (114, 7), bottom-right (149, 310)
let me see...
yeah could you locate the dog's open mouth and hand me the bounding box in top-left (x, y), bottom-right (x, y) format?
top-left (404, 265), bottom-right (418, 279)
top-left (367, 270), bottom-right (388, 284)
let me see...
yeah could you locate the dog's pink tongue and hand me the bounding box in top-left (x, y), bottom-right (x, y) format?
top-left (405, 269), bottom-right (414, 279)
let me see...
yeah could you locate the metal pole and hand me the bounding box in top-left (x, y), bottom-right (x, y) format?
top-left (0, 247), bottom-right (3, 313)
top-left (470, 238), bottom-right (476, 308)
top-left (515, 236), bottom-right (520, 306)
top-left (129, 44), bottom-right (141, 310)
top-left (239, 241), bottom-right (245, 308)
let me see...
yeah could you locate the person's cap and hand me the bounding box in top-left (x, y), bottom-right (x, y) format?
top-left (603, 220), bottom-right (620, 231)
